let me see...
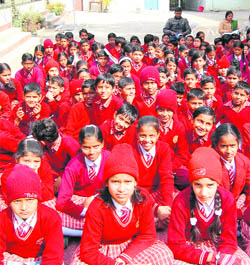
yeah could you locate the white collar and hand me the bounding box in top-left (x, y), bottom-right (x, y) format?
top-left (221, 156), bottom-right (235, 171)
top-left (13, 211), bottom-right (37, 229)
top-left (138, 143), bottom-right (156, 158)
top-left (84, 153), bottom-right (102, 168)
top-left (112, 198), bottom-right (132, 212)
top-left (197, 198), bottom-right (215, 217)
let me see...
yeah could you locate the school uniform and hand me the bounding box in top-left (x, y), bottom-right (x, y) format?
top-left (15, 66), bottom-right (45, 91)
top-left (0, 78), bottom-right (23, 103)
top-left (241, 205), bottom-right (250, 257)
top-left (168, 186), bottom-right (250, 264)
top-left (124, 73), bottom-right (141, 96)
top-left (92, 96), bottom-right (123, 126)
top-left (219, 153), bottom-right (250, 218)
top-left (242, 123), bottom-right (250, 160)
top-left (0, 204), bottom-right (64, 265)
top-left (43, 133), bottom-right (80, 176)
top-left (11, 101), bottom-right (51, 136)
top-left (204, 94), bottom-right (224, 122)
top-left (228, 54), bottom-right (250, 83)
top-left (131, 62), bottom-right (146, 78)
top-left (89, 63), bottom-right (110, 78)
top-left (221, 100), bottom-right (250, 133)
top-left (0, 90), bottom-right (11, 119)
top-left (133, 141), bottom-right (174, 211)
top-left (79, 51), bottom-right (94, 68)
top-left (143, 53), bottom-right (155, 66)
top-left (70, 190), bottom-right (174, 265)
top-left (100, 119), bottom-right (136, 150)
top-left (217, 83), bottom-right (234, 103)
top-left (178, 57), bottom-right (191, 78)
top-left (65, 102), bottom-right (91, 141)
top-left (178, 109), bottom-right (193, 132)
top-left (0, 119), bottom-right (25, 173)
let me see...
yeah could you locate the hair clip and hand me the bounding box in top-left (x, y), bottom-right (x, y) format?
top-left (190, 217), bottom-right (197, 226)
top-left (214, 209), bottom-right (222, 216)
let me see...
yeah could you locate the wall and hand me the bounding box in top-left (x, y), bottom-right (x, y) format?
top-left (205, 0), bottom-right (250, 11)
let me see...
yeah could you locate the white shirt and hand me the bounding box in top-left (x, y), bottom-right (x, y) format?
top-left (138, 144), bottom-right (156, 161)
top-left (197, 198), bottom-right (215, 218)
top-left (221, 156), bottom-right (236, 176)
top-left (84, 154), bottom-right (102, 174)
top-left (112, 198), bottom-right (133, 218)
top-left (13, 211), bottom-right (37, 234)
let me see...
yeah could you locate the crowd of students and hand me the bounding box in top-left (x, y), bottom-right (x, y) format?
top-left (0, 26), bottom-right (250, 265)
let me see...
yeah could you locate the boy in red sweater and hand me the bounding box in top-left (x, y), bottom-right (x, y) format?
top-left (100, 103), bottom-right (138, 150)
top-left (79, 39), bottom-right (93, 68)
top-left (0, 164), bottom-right (63, 265)
top-left (131, 45), bottom-right (146, 78)
top-left (92, 73), bottom-right (123, 126)
top-left (183, 68), bottom-right (199, 95)
top-left (134, 66), bottom-right (160, 117)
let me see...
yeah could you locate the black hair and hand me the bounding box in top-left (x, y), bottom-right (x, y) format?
top-left (189, 187), bottom-right (221, 244)
top-left (49, 76), bottom-right (64, 87)
top-left (65, 31), bottom-right (73, 39)
top-left (191, 50), bottom-right (206, 68)
top-left (186, 35), bottom-right (194, 41)
top-left (82, 79), bottom-right (96, 91)
top-left (121, 43), bottom-right (133, 57)
top-left (232, 40), bottom-right (247, 71)
top-left (200, 42), bottom-right (208, 50)
top-left (169, 39), bottom-right (178, 47)
top-left (87, 32), bottom-right (95, 40)
top-left (31, 118), bottom-right (59, 143)
top-left (165, 57), bottom-right (178, 67)
top-left (184, 68), bottom-right (198, 79)
top-left (196, 31), bottom-right (205, 39)
top-left (116, 104), bottom-right (138, 124)
top-left (68, 42), bottom-right (79, 50)
top-left (222, 34), bottom-right (233, 46)
top-left (144, 34), bottom-right (154, 44)
top-left (0, 63), bottom-right (16, 91)
top-left (205, 45), bottom-right (216, 55)
top-left (211, 123), bottom-right (242, 148)
top-left (55, 33), bottom-right (63, 39)
top-left (193, 106), bottom-right (216, 123)
top-left (164, 49), bottom-right (174, 57)
top-left (226, 66), bottom-right (241, 78)
top-left (179, 45), bottom-right (188, 52)
top-left (137, 116), bottom-right (160, 133)
top-left (96, 49), bottom-right (109, 58)
top-left (95, 73), bottom-right (115, 88)
top-left (22, 53), bottom-right (33, 62)
top-left (77, 68), bottom-right (90, 78)
top-left (147, 41), bottom-right (156, 49)
top-left (170, 82), bottom-right (185, 95)
top-left (118, 76), bottom-right (134, 89)
top-left (194, 37), bottom-right (202, 48)
top-left (157, 66), bottom-right (167, 74)
top-left (156, 43), bottom-right (167, 53)
top-left (34, 44), bottom-right (45, 54)
top-left (79, 124), bottom-right (103, 145)
top-left (80, 38), bottom-right (90, 46)
top-left (200, 75), bottom-right (215, 87)
top-left (24, 82), bottom-right (41, 95)
top-left (153, 35), bottom-right (159, 42)
top-left (225, 10), bottom-right (233, 19)
top-left (60, 34), bottom-right (68, 41)
top-left (234, 81), bottom-right (250, 95)
top-left (175, 7), bottom-right (182, 12)
top-left (130, 35), bottom-right (141, 44)
top-left (108, 32), bottom-right (117, 39)
top-left (109, 64), bottom-right (124, 75)
top-left (132, 45), bottom-right (144, 53)
top-left (214, 37), bottom-right (222, 46)
top-left (115, 37), bottom-right (126, 46)
top-left (57, 51), bottom-right (68, 62)
top-left (15, 137), bottom-right (43, 160)
top-left (187, 88), bottom-right (205, 101)
top-left (79, 28), bottom-right (88, 37)
top-left (76, 60), bottom-right (88, 71)
top-left (91, 42), bottom-right (104, 54)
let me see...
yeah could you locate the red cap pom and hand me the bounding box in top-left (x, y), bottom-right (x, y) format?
top-left (70, 80), bottom-right (84, 96)
top-left (156, 89), bottom-right (178, 113)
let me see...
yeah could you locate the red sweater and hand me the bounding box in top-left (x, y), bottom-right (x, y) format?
top-left (0, 90), bottom-right (11, 119)
top-left (1, 159), bottom-right (54, 203)
top-left (43, 134), bottom-right (80, 176)
top-left (0, 78), bottom-right (23, 103)
top-left (0, 205), bottom-right (64, 265)
top-left (131, 63), bottom-right (147, 78)
top-left (80, 190), bottom-right (156, 265)
top-left (217, 83), bottom-right (233, 103)
top-left (56, 150), bottom-right (110, 217)
top-left (158, 119), bottom-right (189, 170)
top-left (65, 102), bottom-right (90, 141)
top-left (100, 120), bottom-right (136, 150)
top-left (134, 93), bottom-right (158, 118)
top-left (242, 123), bottom-right (250, 160)
top-left (168, 186), bottom-right (238, 265)
top-left (133, 141), bottom-right (174, 207)
top-left (92, 96), bottom-right (123, 126)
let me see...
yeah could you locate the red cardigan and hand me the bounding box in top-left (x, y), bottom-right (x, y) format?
top-left (168, 186), bottom-right (238, 265)
top-left (0, 204), bottom-right (64, 265)
top-left (133, 141), bottom-right (174, 207)
top-left (56, 150), bottom-right (110, 217)
top-left (80, 190), bottom-right (156, 265)
top-left (0, 78), bottom-right (23, 103)
top-left (0, 90), bottom-right (11, 120)
top-left (100, 119), bottom-right (136, 150)
top-left (134, 93), bottom-right (158, 118)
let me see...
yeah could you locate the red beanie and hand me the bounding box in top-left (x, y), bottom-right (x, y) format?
top-left (140, 66), bottom-right (160, 86)
top-left (6, 164), bottom-right (41, 204)
top-left (43, 38), bottom-right (54, 49)
top-left (217, 55), bottom-right (230, 69)
top-left (103, 144), bottom-right (139, 183)
top-left (45, 59), bottom-right (60, 73)
top-left (188, 147), bottom-right (222, 184)
top-left (70, 80), bottom-right (84, 96)
top-left (156, 89), bottom-right (178, 113)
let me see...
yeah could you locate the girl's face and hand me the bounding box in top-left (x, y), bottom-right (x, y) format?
top-left (147, 46), bottom-right (155, 56)
top-left (186, 37), bottom-right (194, 47)
top-left (156, 107), bottom-right (174, 124)
top-left (207, 51), bottom-right (216, 60)
top-left (243, 45), bottom-right (249, 56)
top-left (108, 173), bottom-right (136, 206)
top-left (199, 33), bottom-right (205, 41)
top-left (73, 92), bottom-right (84, 103)
top-left (166, 61), bottom-right (177, 73)
top-left (192, 178), bottom-right (218, 204)
top-left (96, 80), bottom-right (113, 101)
top-left (78, 71), bottom-right (91, 81)
top-left (97, 56), bottom-right (109, 67)
top-left (193, 113), bottom-right (214, 137)
top-left (132, 51), bottom-right (144, 63)
top-left (218, 68), bottom-right (228, 77)
top-left (193, 57), bottom-right (206, 70)
top-left (231, 88), bottom-right (248, 106)
top-left (22, 60), bottom-right (34, 72)
top-left (159, 72), bottom-right (168, 87)
top-left (179, 49), bottom-right (188, 59)
top-left (234, 47), bottom-right (243, 57)
top-left (81, 136), bottom-right (103, 161)
top-left (69, 46), bottom-right (78, 56)
top-left (216, 133), bottom-right (239, 162)
top-left (155, 48), bottom-right (164, 59)
top-left (83, 87), bottom-right (97, 105)
top-left (0, 69), bottom-right (11, 84)
top-left (59, 56), bottom-right (68, 68)
top-left (142, 80), bottom-right (158, 96)
top-left (121, 61), bottom-right (132, 76)
top-left (194, 38), bottom-right (201, 49)
top-left (226, 13), bottom-right (233, 22)
top-left (202, 82), bottom-right (216, 100)
top-left (48, 67), bottom-right (59, 77)
top-left (35, 51), bottom-right (43, 60)
top-left (18, 152), bottom-right (41, 173)
top-left (10, 198), bottom-right (38, 220)
top-left (137, 125), bottom-right (159, 152)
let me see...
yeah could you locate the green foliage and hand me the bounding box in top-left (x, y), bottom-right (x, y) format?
top-left (20, 12), bottom-right (45, 32)
top-left (48, 2), bottom-right (65, 16)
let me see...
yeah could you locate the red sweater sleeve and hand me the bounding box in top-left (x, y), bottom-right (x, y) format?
top-left (0, 91), bottom-right (11, 119)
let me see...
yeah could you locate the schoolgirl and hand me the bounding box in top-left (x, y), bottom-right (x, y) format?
top-left (153, 44), bottom-right (166, 68)
top-left (165, 57), bottom-right (182, 87)
top-left (143, 41), bottom-right (156, 66)
top-left (70, 143), bottom-right (174, 265)
top-left (33, 44), bottom-right (45, 75)
top-left (191, 50), bottom-right (208, 83)
top-left (205, 45), bottom-right (218, 77)
top-left (168, 147), bottom-right (250, 264)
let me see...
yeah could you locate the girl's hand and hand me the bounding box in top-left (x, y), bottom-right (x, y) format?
top-left (157, 206), bottom-right (171, 220)
top-left (46, 91), bottom-right (55, 101)
top-left (16, 107), bottom-right (24, 120)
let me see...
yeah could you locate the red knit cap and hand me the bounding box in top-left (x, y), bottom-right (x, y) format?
top-left (217, 55), bottom-right (230, 69)
top-left (103, 143), bottom-right (138, 182)
top-left (140, 66), bottom-right (160, 86)
top-left (43, 38), bottom-right (54, 49)
top-left (188, 147), bottom-right (222, 184)
top-left (45, 59), bottom-right (60, 73)
top-left (6, 164), bottom-right (41, 204)
top-left (70, 79), bottom-right (84, 96)
top-left (156, 89), bottom-right (178, 113)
